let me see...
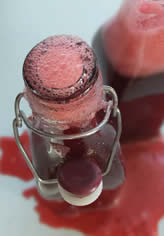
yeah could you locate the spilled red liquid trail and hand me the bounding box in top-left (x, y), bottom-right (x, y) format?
top-left (0, 132), bottom-right (33, 181)
top-left (1, 131), bottom-right (164, 235)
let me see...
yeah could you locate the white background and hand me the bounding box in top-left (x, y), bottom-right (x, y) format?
top-left (0, 0), bottom-right (164, 235)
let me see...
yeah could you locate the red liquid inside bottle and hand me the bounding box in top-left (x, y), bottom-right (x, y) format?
top-left (23, 35), bottom-right (124, 205)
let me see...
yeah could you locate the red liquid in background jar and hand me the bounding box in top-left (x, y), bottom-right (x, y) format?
top-left (93, 0), bottom-right (164, 142)
top-left (23, 35), bottom-right (124, 198)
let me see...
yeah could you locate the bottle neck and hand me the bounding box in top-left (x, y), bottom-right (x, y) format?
top-left (25, 68), bottom-right (106, 132)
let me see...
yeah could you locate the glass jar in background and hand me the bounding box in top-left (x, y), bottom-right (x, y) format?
top-left (93, 0), bottom-right (164, 142)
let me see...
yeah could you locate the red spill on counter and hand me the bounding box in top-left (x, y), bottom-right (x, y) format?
top-left (0, 132), bottom-right (33, 181)
top-left (1, 132), bottom-right (164, 235)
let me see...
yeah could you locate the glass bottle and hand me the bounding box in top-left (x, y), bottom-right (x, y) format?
top-left (13, 35), bottom-right (124, 206)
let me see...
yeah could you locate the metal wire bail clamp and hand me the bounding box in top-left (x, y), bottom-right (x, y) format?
top-left (13, 85), bottom-right (122, 186)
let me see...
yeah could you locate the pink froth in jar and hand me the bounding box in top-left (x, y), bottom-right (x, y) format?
top-left (103, 0), bottom-right (164, 78)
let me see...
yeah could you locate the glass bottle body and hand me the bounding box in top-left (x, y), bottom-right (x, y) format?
top-left (29, 109), bottom-right (121, 181)
top-left (20, 35), bottom-right (124, 203)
